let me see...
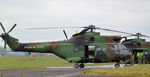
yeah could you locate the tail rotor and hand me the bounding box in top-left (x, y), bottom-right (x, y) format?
top-left (0, 22), bottom-right (17, 49)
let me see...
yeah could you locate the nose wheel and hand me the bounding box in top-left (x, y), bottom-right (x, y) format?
top-left (74, 63), bottom-right (85, 68)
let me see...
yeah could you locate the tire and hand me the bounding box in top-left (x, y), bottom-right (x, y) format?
top-left (124, 64), bottom-right (128, 67)
top-left (74, 64), bottom-right (79, 68)
top-left (115, 64), bottom-right (120, 67)
top-left (80, 64), bottom-right (85, 68)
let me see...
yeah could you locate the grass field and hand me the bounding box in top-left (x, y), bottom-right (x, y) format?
top-left (0, 56), bottom-right (113, 69)
top-left (82, 65), bottom-right (150, 77)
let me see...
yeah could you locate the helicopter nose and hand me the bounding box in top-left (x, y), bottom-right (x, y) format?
top-left (119, 50), bottom-right (131, 60)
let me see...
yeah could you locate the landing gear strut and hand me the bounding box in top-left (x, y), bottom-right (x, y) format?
top-left (74, 63), bottom-right (85, 68)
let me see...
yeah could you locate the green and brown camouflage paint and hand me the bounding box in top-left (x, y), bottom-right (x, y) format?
top-left (1, 31), bottom-right (131, 63)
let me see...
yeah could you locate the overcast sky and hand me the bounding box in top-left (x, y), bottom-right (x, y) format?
top-left (0, 0), bottom-right (150, 47)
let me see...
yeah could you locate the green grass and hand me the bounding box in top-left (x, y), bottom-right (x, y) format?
top-left (0, 56), bottom-right (69, 69)
top-left (0, 56), bottom-right (113, 69)
top-left (82, 65), bottom-right (150, 77)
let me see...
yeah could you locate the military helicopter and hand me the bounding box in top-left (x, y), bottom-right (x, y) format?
top-left (0, 22), bottom-right (132, 68)
top-left (121, 33), bottom-right (150, 64)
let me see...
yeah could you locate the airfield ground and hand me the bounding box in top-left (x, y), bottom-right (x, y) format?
top-left (0, 65), bottom-right (149, 77)
top-left (0, 68), bottom-right (88, 77)
top-left (82, 65), bottom-right (150, 77)
top-left (0, 56), bottom-right (113, 69)
top-left (0, 56), bottom-right (149, 77)
top-left (0, 56), bottom-right (112, 77)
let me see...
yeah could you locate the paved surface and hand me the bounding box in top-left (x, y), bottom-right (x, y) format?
top-left (0, 65), bottom-right (122, 77)
top-left (0, 68), bottom-right (88, 77)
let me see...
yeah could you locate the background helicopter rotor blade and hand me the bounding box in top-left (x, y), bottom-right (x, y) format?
top-left (0, 22), bottom-right (6, 33)
top-left (96, 26), bottom-right (150, 38)
top-left (141, 35), bottom-right (150, 38)
top-left (122, 33), bottom-right (150, 41)
top-left (131, 33), bottom-right (150, 38)
top-left (7, 24), bottom-right (17, 33)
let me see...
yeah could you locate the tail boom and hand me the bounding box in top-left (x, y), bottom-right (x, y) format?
top-left (14, 42), bottom-right (58, 53)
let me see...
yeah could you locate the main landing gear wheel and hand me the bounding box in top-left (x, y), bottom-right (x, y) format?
top-left (115, 64), bottom-right (120, 67)
top-left (80, 63), bottom-right (85, 68)
top-left (74, 63), bottom-right (85, 68)
top-left (74, 64), bottom-right (79, 68)
top-left (124, 64), bottom-right (128, 67)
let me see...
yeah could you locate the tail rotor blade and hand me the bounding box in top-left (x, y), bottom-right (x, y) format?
top-left (0, 22), bottom-right (6, 33)
top-left (4, 41), bottom-right (6, 49)
top-left (8, 24), bottom-right (17, 33)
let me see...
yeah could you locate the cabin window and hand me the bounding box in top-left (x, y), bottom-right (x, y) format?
top-left (143, 51), bottom-right (149, 55)
top-left (88, 46), bottom-right (96, 51)
top-left (90, 37), bottom-right (95, 42)
top-left (74, 48), bottom-right (79, 52)
top-left (115, 51), bottom-right (119, 55)
top-left (73, 46), bottom-right (84, 52)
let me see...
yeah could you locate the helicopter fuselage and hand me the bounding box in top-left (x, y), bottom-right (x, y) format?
top-left (1, 32), bottom-right (131, 63)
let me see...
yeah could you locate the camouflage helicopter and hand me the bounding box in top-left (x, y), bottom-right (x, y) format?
top-left (121, 33), bottom-right (150, 64)
top-left (0, 22), bottom-right (132, 68)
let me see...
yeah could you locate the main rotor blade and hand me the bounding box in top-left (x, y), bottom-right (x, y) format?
top-left (139, 34), bottom-right (150, 38)
top-left (26, 27), bottom-right (81, 30)
top-left (26, 25), bottom-right (150, 38)
top-left (7, 24), bottom-right (17, 33)
top-left (0, 22), bottom-right (6, 33)
top-left (97, 27), bottom-right (134, 35)
top-left (130, 33), bottom-right (150, 38)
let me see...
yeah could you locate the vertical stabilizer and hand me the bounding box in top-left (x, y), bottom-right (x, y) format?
top-left (0, 22), bottom-right (19, 51)
top-left (1, 34), bottom-right (20, 51)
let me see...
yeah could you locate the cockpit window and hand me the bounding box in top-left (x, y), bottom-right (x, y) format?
top-left (111, 44), bottom-right (127, 50)
top-left (68, 36), bottom-right (85, 44)
top-left (112, 44), bottom-right (129, 55)
top-left (118, 44), bottom-right (127, 50)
